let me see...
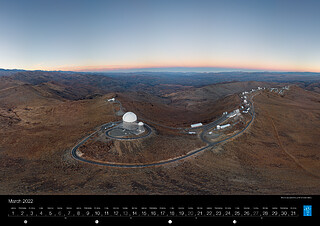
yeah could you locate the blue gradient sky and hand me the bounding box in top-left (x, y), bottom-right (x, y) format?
top-left (0, 0), bottom-right (320, 72)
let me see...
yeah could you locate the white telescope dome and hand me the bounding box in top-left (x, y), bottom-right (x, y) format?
top-left (122, 112), bottom-right (137, 123)
top-left (138, 122), bottom-right (144, 126)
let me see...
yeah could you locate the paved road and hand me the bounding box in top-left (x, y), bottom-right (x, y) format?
top-left (71, 93), bottom-right (258, 168)
top-left (200, 115), bottom-right (228, 144)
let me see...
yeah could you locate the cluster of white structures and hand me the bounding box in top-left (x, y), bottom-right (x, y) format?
top-left (215, 109), bottom-right (241, 130)
top-left (189, 86), bottom-right (276, 135)
top-left (242, 87), bottom-right (265, 96)
top-left (241, 95), bottom-right (250, 113)
top-left (269, 86), bottom-right (290, 95)
top-left (188, 86), bottom-right (265, 132)
top-left (107, 97), bottom-right (115, 102)
top-left (239, 86), bottom-right (264, 113)
top-left (242, 107), bottom-right (250, 114)
top-left (227, 109), bottom-right (240, 118)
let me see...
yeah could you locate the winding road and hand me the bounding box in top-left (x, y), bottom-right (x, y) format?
top-left (71, 92), bottom-right (258, 168)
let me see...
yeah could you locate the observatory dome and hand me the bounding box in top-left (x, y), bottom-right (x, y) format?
top-left (122, 112), bottom-right (137, 123)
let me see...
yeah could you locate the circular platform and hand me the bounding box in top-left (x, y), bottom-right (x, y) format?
top-left (105, 124), bottom-right (152, 140)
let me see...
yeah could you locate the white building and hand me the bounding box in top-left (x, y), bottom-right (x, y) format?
top-left (191, 123), bottom-right (203, 128)
top-left (138, 122), bottom-right (145, 133)
top-left (122, 112), bottom-right (138, 130)
top-left (217, 124), bottom-right (231, 129)
top-left (220, 124), bottom-right (231, 129)
top-left (108, 98), bottom-right (115, 102)
top-left (188, 131), bottom-right (196, 134)
top-left (123, 112), bottom-right (137, 123)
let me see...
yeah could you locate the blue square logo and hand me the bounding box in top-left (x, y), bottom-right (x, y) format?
top-left (303, 205), bottom-right (312, 216)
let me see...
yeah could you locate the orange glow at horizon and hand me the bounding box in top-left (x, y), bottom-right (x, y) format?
top-left (49, 62), bottom-right (320, 73)
top-left (23, 57), bottom-right (320, 73)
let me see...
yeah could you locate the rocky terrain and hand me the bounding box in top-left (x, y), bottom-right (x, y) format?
top-left (0, 71), bottom-right (319, 194)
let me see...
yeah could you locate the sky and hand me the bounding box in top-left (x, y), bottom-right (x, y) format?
top-left (0, 0), bottom-right (320, 72)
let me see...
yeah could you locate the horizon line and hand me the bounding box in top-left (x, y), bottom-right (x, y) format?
top-left (1, 67), bottom-right (320, 74)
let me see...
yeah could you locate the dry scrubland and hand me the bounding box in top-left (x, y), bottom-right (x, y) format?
top-left (0, 79), bottom-right (319, 194)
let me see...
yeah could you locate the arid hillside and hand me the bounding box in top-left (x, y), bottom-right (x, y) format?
top-left (0, 72), bottom-right (319, 195)
top-left (0, 79), bottom-right (116, 159)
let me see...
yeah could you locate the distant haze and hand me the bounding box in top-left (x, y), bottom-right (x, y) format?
top-left (77, 67), bottom-right (291, 73)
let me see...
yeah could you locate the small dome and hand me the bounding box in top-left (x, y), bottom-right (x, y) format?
top-left (122, 112), bottom-right (137, 123)
top-left (138, 122), bottom-right (144, 126)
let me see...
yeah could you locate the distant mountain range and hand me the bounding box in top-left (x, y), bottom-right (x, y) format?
top-left (1, 69), bottom-right (320, 95)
